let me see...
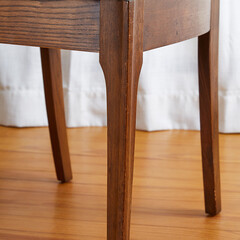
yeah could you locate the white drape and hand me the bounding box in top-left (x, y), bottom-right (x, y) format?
top-left (0, 0), bottom-right (239, 133)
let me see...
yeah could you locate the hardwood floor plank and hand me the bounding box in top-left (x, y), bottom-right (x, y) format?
top-left (0, 126), bottom-right (240, 239)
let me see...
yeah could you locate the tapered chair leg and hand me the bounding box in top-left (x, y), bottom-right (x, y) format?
top-left (100, 1), bottom-right (144, 239)
top-left (198, 0), bottom-right (221, 216)
top-left (40, 48), bottom-right (72, 183)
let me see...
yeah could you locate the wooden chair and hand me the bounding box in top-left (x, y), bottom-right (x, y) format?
top-left (0, 0), bottom-right (221, 239)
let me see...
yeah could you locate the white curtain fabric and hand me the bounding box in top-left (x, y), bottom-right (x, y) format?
top-left (0, 0), bottom-right (239, 133)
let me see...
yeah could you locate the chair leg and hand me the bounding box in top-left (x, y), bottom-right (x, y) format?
top-left (40, 48), bottom-right (72, 183)
top-left (100, 1), bottom-right (144, 239)
top-left (198, 30), bottom-right (221, 215)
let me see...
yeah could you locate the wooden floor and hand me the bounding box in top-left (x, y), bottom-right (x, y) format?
top-left (0, 126), bottom-right (240, 240)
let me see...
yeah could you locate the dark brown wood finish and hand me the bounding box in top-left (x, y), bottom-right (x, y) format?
top-left (0, 0), bottom-right (99, 52)
top-left (100, 0), bottom-right (144, 239)
top-left (143, 0), bottom-right (211, 50)
top-left (0, 0), bottom-right (211, 52)
top-left (0, 0), bottom-right (221, 239)
top-left (198, 0), bottom-right (221, 216)
top-left (41, 48), bottom-right (72, 182)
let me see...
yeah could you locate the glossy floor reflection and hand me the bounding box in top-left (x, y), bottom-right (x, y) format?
top-left (0, 126), bottom-right (239, 239)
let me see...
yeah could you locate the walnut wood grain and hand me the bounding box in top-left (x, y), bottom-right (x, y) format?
top-left (143, 0), bottom-right (211, 51)
top-left (100, 0), bottom-right (144, 239)
top-left (41, 48), bottom-right (72, 182)
top-left (0, 0), bottom-right (221, 239)
top-left (0, 0), bottom-right (99, 52)
top-left (198, 0), bottom-right (221, 216)
top-left (0, 0), bottom-right (211, 52)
